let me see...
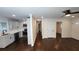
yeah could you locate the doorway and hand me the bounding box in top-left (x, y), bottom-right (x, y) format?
top-left (38, 21), bottom-right (42, 33)
top-left (56, 22), bottom-right (62, 38)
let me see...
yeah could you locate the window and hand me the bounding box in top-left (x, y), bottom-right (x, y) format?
top-left (0, 22), bottom-right (7, 32)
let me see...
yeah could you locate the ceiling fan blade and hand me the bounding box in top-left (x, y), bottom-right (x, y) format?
top-left (71, 11), bottom-right (79, 14)
top-left (63, 9), bottom-right (79, 14)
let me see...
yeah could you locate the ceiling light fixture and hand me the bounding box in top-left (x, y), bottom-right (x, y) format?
top-left (65, 14), bottom-right (71, 17)
top-left (75, 22), bottom-right (79, 25)
top-left (72, 16), bottom-right (75, 18)
top-left (12, 14), bottom-right (16, 17)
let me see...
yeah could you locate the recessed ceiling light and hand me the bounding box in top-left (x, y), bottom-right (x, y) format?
top-left (12, 14), bottom-right (16, 17)
top-left (65, 14), bottom-right (71, 17)
top-left (75, 22), bottom-right (79, 24)
top-left (72, 16), bottom-right (75, 18)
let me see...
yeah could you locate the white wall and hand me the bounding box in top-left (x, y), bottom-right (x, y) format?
top-left (58, 17), bottom-right (79, 39)
top-left (27, 18), bottom-right (32, 45)
top-left (40, 17), bottom-right (72, 39)
top-left (27, 15), bottom-right (39, 46)
top-left (41, 18), bottom-right (70, 39)
top-left (42, 18), bottom-right (56, 39)
top-left (62, 18), bottom-right (72, 38)
top-left (72, 18), bottom-right (79, 40)
top-left (31, 17), bottom-right (37, 46)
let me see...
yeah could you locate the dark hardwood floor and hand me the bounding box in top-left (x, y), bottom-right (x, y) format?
top-left (0, 32), bottom-right (79, 51)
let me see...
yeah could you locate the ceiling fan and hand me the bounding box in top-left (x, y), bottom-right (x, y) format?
top-left (61, 9), bottom-right (79, 17)
top-left (63, 9), bottom-right (79, 15)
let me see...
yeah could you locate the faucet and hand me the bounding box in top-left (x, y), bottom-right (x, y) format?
top-left (2, 30), bottom-right (7, 35)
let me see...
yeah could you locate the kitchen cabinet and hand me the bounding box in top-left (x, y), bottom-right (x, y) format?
top-left (0, 34), bottom-right (15, 48)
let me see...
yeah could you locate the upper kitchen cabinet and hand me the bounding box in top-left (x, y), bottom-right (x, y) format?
top-left (8, 20), bottom-right (20, 30)
top-left (0, 17), bottom-right (21, 33)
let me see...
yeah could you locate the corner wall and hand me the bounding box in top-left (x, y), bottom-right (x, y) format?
top-left (27, 14), bottom-right (39, 46)
top-left (72, 18), bottom-right (79, 40)
top-left (41, 18), bottom-right (73, 39)
top-left (42, 18), bottom-right (56, 39)
top-left (62, 18), bottom-right (72, 38)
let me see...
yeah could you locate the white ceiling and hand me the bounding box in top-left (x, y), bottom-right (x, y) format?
top-left (0, 7), bottom-right (79, 20)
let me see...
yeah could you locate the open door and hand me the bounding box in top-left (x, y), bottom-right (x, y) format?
top-left (56, 22), bottom-right (62, 38)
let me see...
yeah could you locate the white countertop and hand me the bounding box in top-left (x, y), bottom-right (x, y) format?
top-left (0, 27), bottom-right (26, 36)
top-left (7, 28), bottom-right (25, 34)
